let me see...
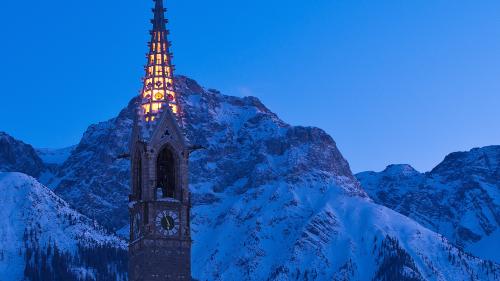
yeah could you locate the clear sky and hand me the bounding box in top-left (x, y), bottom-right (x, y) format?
top-left (1, 0), bottom-right (499, 173)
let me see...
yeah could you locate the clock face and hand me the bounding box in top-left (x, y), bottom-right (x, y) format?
top-left (132, 212), bottom-right (142, 239)
top-left (155, 210), bottom-right (180, 237)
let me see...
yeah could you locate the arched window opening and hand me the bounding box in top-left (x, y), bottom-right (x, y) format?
top-left (134, 153), bottom-right (142, 200)
top-left (156, 146), bottom-right (176, 199)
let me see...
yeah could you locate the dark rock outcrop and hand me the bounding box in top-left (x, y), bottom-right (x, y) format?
top-left (0, 132), bottom-right (46, 177)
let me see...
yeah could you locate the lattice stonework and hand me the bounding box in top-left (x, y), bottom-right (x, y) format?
top-left (141, 0), bottom-right (179, 122)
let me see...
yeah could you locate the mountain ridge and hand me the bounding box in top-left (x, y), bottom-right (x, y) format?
top-left (1, 76), bottom-right (499, 280)
top-left (357, 145), bottom-right (500, 263)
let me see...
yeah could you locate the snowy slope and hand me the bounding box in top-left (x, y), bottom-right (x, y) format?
top-left (192, 180), bottom-right (500, 280)
top-left (36, 146), bottom-right (75, 165)
top-left (0, 172), bottom-right (127, 280)
top-left (20, 76), bottom-right (500, 279)
top-left (36, 146), bottom-right (76, 187)
top-left (357, 148), bottom-right (500, 263)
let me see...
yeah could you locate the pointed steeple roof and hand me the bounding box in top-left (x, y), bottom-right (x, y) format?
top-left (137, 0), bottom-right (181, 135)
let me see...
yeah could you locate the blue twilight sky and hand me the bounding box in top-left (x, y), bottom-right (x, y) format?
top-left (1, 0), bottom-right (500, 173)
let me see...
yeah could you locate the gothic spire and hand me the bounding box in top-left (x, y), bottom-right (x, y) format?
top-left (139, 0), bottom-right (180, 124)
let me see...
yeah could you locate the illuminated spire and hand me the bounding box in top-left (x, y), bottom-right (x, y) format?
top-left (140, 0), bottom-right (179, 123)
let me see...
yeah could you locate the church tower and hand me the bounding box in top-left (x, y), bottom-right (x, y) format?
top-left (129, 0), bottom-right (191, 280)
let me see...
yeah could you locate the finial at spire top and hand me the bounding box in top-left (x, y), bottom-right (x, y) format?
top-left (152, 0), bottom-right (167, 32)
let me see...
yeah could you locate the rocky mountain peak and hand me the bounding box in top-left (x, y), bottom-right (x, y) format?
top-left (382, 164), bottom-right (420, 177)
top-left (48, 76), bottom-right (364, 230)
top-left (431, 145), bottom-right (500, 178)
top-left (0, 132), bottom-right (46, 178)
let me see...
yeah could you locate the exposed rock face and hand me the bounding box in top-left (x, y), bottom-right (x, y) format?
top-left (0, 132), bottom-right (46, 177)
top-left (357, 146), bottom-right (500, 263)
top-left (176, 77), bottom-right (363, 200)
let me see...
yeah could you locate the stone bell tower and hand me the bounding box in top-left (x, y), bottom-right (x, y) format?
top-left (128, 0), bottom-right (191, 280)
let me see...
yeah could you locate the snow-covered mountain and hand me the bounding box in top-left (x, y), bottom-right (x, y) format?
top-left (0, 172), bottom-right (127, 280)
top-left (37, 76), bottom-right (500, 280)
top-left (357, 147), bottom-right (500, 263)
top-left (192, 178), bottom-right (499, 280)
top-left (0, 132), bottom-right (46, 178)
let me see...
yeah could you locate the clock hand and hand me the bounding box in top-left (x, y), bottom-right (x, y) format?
top-left (164, 215), bottom-right (171, 228)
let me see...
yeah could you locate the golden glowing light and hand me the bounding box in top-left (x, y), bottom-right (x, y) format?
top-left (140, 30), bottom-right (180, 122)
top-left (170, 104), bottom-right (178, 114)
top-left (155, 93), bottom-right (164, 100)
